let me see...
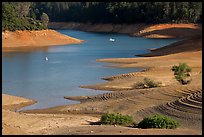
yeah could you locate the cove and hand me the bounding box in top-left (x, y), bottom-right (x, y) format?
top-left (2, 29), bottom-right (178, 110)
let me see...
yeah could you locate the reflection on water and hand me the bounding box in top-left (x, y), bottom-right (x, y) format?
top-left (2, 46), bottom-right (50, 52)
top-left (2, 29), bottom-right (178, 110)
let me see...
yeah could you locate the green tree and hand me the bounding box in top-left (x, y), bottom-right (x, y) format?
top-left (2, 2), bottom-right (202, 30)
top-left (2, 2), bottom-right (46, 31)
top-left (171, 63), bottom-right (192, 84)
top-left (2, 2), bottom-right (17, 31)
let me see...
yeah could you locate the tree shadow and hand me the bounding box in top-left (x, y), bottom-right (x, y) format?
top-left (86, 120), bottom-right (102, 125)
top-left (141, 27), bottom-right (202, 39)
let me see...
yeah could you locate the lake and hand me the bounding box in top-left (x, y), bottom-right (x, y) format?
top-left (2, 29), bottom-right (178, 110)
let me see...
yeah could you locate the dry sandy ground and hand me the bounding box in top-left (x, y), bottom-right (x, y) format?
top-left (2, 29), bottom-right (84, 52)
top-left (81, 51), bottom-right (202, 91)
top-left (2, 94), bottom-right (100, 135)
top-left (2, 94), bottom-right (201, 135)
top-left (2, 24), bottom-right (202, 135)
top-left (49, 22), bottom-right (202, 38)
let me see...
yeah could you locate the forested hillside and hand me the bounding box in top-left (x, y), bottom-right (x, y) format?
top-left (2, 2), bottom-right (202, 31)
top-left (34, 2), bottom-right (202, 23)
top-left (2, 2), bottom-right (49, 31)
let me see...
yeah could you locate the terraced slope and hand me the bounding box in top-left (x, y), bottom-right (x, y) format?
top-left (62, 86), bottom-right (200, 118)
top-left (158, 89), bottom-right (202, 117)
top-left (24, 85), bottom-right (202, 130)
top-left (134, 87), bottom-right (202, 129)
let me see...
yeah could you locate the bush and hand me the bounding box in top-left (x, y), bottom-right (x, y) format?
top-left (171, 63), bottom-right (192, 84)
top-left (135, 78), bottom-right (162, 89)
top-left (137, 114), bottom-right (180, 129)
top-left (100, 113), bottom-right (134, 126)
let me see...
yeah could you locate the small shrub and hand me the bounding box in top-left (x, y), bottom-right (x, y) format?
top-left (137, 114), bottom-right (180, 129)
top-left (135, 78), bottom-right (162, 89)
top-left (171, 63), bottom-right (192, 84)
top-left (100, 113), bottom-right (134, 126)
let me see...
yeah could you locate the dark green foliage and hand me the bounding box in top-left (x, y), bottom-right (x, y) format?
top-left (171, 63), bottom-right (192, 84)
top-left (137, 114), bottom-right (180, 129)
top-left (2, 2), bottom-right (202, 31)
top-left (2, 2), bottom-right (48, 31)
top-left (135, 78), bottom-right (162, 89)
top-left (2, 3), bottom-right (17, 31)
top-left (100, 113), bottom-right (134, 126)
top-left (32, 2), bottom-right (202, 24)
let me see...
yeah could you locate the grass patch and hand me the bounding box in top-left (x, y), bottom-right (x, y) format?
top-left (134, 78), bottom-right (162, 89)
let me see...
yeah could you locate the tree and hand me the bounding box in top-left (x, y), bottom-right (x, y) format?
top-left (13, 2), bottom-right (31, 18)
top-left (2, 2), bottom-right (17, 31)
top-left (30, 2), bottom-right (202, 24)
top-left (171, 63), bottom-right (192, 84)
top-left (2, 2), bottom-right (202, 30)
top-left (41, 12), bottom-right (49, 28)
top-left (2, 2), bottom-right (46, 31)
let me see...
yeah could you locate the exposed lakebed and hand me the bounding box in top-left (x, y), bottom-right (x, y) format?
top-left (2, 29), bottom-right (178, 110)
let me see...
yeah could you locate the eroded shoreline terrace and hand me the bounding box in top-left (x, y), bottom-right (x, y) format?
top-left (2, 23), bottom-right (202, 134)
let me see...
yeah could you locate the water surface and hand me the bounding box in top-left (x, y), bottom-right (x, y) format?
top-left (2, 29), bottom-right (178, 110)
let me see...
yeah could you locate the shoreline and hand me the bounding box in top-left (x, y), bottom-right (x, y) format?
top-left (2, 94), bottom-right (37, 111)
top-left (2, 23), bottom-right (202, 135)
top-left (2, 29), bottom-right (84, 52)
top-left (2, 91), bottom-right (202, 135)
top-left (2, 94), bottom-right (100, 135)
top-left (48, 22), bottom-right (202, 39)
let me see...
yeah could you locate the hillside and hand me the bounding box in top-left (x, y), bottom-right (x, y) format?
top-left (136, 35), bottom-right (202, 57)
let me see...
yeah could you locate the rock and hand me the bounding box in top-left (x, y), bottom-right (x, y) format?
top-left (158, 83), bottom-right (165, 87)
top-left (143, 84), bottom-right (148, 88)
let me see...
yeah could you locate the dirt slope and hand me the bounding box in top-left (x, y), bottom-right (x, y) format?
top-left (2, 29), bottom-right (84, 52)
top-left (48, 22), bottom-right (202, 39)
top-left (137, 35), bottom-right (202, 57)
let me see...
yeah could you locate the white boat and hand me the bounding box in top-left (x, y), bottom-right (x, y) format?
top-left (45, 57), bottom-right (48, 61)
top-left (109, 38), bottom-right (115, 42)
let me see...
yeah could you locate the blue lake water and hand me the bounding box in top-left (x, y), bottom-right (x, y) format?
top-left (2, 29), bottom-right (178, 110)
